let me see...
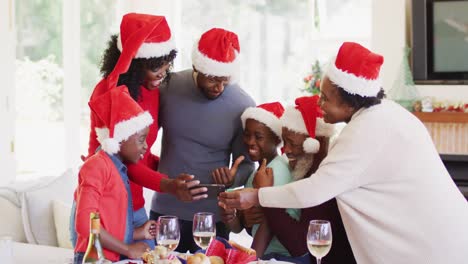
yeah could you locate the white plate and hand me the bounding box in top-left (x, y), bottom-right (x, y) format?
top-left (113, 260), bottom-right (143, 264)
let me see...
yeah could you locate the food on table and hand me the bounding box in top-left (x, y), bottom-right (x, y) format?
top-left (208, 256), bottom-right (225, 264)
top-left (187, 253), bottom-right (210, 264)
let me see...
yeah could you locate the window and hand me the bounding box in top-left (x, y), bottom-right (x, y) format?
top-left (12, 0), bottom-right (116, 181)
top-left (2, 0), bottom-right (371, 183)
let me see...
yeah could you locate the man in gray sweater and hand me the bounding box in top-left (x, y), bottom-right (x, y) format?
top-left (150, 28), bottom-right (255, 253)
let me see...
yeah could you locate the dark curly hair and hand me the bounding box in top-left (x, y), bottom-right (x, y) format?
top-left (100, 34), bottom-right (177, 100)
top-left (336, 85), bottom-right (386, 109)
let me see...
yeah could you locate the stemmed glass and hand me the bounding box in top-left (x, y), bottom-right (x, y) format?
top-left (307, 220), bottom-right (332, 264)
top-left (156, 215), bottom-right (180, 252)
top-left (192, 212), bottom-right (216, 250)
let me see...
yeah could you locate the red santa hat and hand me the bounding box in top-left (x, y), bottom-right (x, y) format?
top-left (241, 102), bottom-right (285, 139)
top-left (89, 86), bottom-right (153, 155)
top-left (192, 28), bottom-right (240, 80)
top-left (107, 13), bottom-right (176, 90)
top-left (326, 42), bottom-right (384, 97)
top-left (281, 96), bottom-right (334, 153)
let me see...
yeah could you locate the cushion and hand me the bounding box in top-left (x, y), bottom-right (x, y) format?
top-left (0, 188), bottom-right (26, 242)
top-left (20, 169), bottom-right (77, 246)
top-left (52, 199), bottom-right (73, 249)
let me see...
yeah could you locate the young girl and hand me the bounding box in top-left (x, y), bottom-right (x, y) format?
top-left (223, 102), bottom-right (297, 257)
top-left (74, 87), bottom-right (156, 263)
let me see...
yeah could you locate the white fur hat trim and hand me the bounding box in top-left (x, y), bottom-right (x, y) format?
top-left (241, 107), bottom-right (282, 139)
top-left (281, 107), bottom-right (335, 137)
top-left (191, 39), bottom-right (240, 82)
top-left (326, 57), bottom-right (382, 97)
top-left (117, 34), bottom-right (176, 59)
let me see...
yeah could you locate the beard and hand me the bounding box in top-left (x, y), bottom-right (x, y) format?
top-left (291, 153), bottom-right (315, 181)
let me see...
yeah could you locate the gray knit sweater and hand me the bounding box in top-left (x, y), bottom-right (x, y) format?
top-left (151, 69), bottom-right (256, 221)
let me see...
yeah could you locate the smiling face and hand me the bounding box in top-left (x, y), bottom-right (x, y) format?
top-left (243, 119), bottom-right (280, 163)
top-left (142, 63), bottom-right (171, 90)
top-left (319, 76), bottom-right (356, 124)
top-left (118, 127), bottom-right (149, 164)
top-left (195, 69), bottom-right (230, 100)
top-left (281, 127), bottom-right (309, 170)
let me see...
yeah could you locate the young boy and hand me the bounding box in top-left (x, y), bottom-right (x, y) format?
top-left (73, 86), bottom-right (157, 263)
top-left (221, 102), bottom-right (296, 257)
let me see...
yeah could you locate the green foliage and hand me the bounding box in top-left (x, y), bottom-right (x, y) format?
top-left (302, 60), bottom-right (322, 95)
top-left (15, 0), bottom-right (116, 119)
top-left (16, 0), bottom-right (63, 62)
top-left (80, 0), bottom-right (117, 101)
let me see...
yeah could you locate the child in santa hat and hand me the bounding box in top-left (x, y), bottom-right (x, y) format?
top-left (219, 102), bottom-right (295, 258)
top-left (74, 87), bottom-right (157, 263)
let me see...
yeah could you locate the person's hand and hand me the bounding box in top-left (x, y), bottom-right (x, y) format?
top-left (242, 206), bottom-right (264, 228)
top-left (253, 158), bottom-right (274, 188)
top-left (162, 174), bottom-right (208, 202)
top-left (211, 156), bottom-right (245, 187)
top-left (126, 241), bottom-right (150, 259)
top-left (218, 188), bottom-right (259, 210)
top-left (134, 220), bottom-right (157, 240)
top-left (220, 206), bottom-right (237, 224)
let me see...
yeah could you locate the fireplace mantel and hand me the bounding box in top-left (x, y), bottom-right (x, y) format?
top-left (412, 112), bottom-right (468, 123)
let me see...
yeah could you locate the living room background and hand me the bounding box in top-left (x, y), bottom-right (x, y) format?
top-left (1, 0), bottom-right (372, 184)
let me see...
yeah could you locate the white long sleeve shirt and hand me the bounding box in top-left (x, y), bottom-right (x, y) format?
top-left (259, 100), bottom-right (468, 264)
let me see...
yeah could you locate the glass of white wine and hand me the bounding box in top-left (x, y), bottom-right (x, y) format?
top-left (307, 220), bottom-right (332, 264)
top-left (157, 215), bottom-right (180, 252)
top-left (192, 212), bottom-right (216, 250)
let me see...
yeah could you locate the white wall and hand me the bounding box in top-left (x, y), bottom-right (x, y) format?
top-left (0, 0), bottom-right (16, 184)
top-left (371, 0), bottom-right (468, 101)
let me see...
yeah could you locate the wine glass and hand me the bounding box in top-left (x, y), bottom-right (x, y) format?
top-left (156, 215), bottom-right (180, 252)
top-left (307, 220), bottom-right (332, 264)
top-left (192, 212), bottom-right (216, 250)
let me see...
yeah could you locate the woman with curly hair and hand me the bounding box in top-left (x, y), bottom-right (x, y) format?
top-left (72, 13), bottom-right (207, 250)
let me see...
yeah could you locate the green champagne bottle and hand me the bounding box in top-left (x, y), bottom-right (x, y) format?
top-left (82, 212), bottom-right (110, 264)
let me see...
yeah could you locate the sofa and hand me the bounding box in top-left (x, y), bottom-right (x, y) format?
top-left (0, 168), bottom-right (253, 256)
top-left (0, 169), bottom-right (76, 249)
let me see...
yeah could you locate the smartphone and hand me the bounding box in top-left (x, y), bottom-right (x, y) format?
top-left (191, 184), bottom-right (226, 199)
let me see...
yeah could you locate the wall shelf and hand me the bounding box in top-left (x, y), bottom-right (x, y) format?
top-left (412, 112), bottom-right (468, 123)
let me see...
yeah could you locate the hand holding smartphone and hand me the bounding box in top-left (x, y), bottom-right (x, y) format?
top-left (191, 184), bottom-right (226, 199)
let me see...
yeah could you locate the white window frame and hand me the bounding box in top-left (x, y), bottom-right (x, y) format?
top-left (0, 0), bottom-right (83, 185)
top-left (0, 0), bottom-right (16, 185)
